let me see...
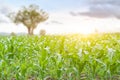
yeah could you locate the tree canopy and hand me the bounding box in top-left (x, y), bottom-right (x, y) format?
top-left (9, 4), bottom-right (48, 35)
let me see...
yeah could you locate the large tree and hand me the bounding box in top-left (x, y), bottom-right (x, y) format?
top-left (9, 4), bottom-right (48, 35)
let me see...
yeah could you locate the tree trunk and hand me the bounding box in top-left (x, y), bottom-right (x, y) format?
top-left (30, 28), bottom-right (34, 35)
top-left (28, 28), bottom-right (31, 35)
top-left (27, 27), bottom-right (34, 35)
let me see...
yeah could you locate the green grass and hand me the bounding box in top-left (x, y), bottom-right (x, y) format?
top-left (0, 33), bottom-right (120, 80)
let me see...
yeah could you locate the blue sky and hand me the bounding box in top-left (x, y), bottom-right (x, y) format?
top-left (1, 0), bottom-right (88, 12)
top-left (1, 0), bottom-right (120, 18)
top-left (1, 0), bottom-right (120, 19)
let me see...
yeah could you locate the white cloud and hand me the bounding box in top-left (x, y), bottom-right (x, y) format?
top-left (34, 12), bottom-right (120, 34)
top-left (0, 5), bottom-right (12, 15)
top-left (0, 13), bottom-right (10, 23)
top-left (77, 0), bottom-right (120, 19)
top-left (0, 4), bottom-right (15, 23)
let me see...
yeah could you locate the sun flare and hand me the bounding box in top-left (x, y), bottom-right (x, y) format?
top-left (80, 28), bottom-right (93, 34)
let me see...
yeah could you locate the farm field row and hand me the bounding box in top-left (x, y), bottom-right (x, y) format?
top-left (0, 33), bottom-right (120, 80)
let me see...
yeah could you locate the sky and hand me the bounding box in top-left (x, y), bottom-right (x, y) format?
top-left (0, 0), bottom-right (120, 34)
top-left (0, 0), bottom-right (87, 11)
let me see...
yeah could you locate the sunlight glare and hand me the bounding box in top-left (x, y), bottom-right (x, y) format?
top-left (80, 28), bottom-right (93, 35)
